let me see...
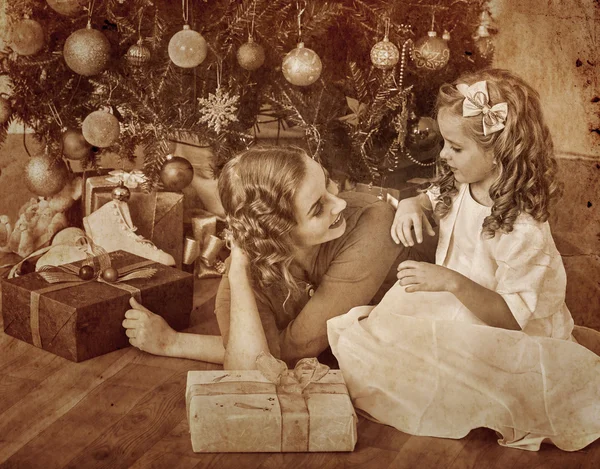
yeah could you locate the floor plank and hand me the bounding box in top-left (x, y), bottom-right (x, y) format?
top-left (0, 374), bottom-right (37, 416)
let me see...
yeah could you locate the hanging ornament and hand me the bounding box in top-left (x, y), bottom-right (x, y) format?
top-left (442, 30), bottom-right (451, 41)
top-left (237, 36), bottom-right (265, 71)
top-left (411, 12), bottom-right (450, 72)
top-left (111, 182), bottom-right (131, 202)
top-left (82, 109), bottom-right (120, 148)
top-left (24, 155), bottom-right (70, 197)
top-left (197, 86), bottom-right (240, 134)
top-left (10, 18), bottom-right (45, 56)
top-left (474, 11), bottom-right (495, 59)
top-left (125, 38), bottom-right (151, 67)
top-left (0, 96), bottom-right (12, 124)
top-left (370, 18), bottom-right (399, 70)
top-left (62, 128), bottom-right (92, 160)
top-left (46, 0), bottom-right (86, 17)
top-left (63, 21), bottom-right (111, 76)
top-left (406, 113), bottom-right (441, 153)
top-left (282, 3), bottom-right (322, 86)
top-left (168, 1), bottom-right (207, 68)
top-left (160, 155), bottom-right (194, 191)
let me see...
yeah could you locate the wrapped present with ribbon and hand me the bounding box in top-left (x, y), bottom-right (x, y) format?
top-left (84, 170), bottom-right (184, 267)
top-left (1, 250), bottom-right (193, 362)
top-left (185, 351), bottom-right (358, 453)
top-left (183, 209), bottom-right (230, 279)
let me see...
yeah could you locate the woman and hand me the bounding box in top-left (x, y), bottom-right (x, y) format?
top-left (123, 145), bottom-right (436, 368)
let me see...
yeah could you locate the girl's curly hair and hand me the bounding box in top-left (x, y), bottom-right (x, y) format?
top-left (433, 68), bottom-right (562, 238)
top-left (218, 145), bottom-right (308, 298)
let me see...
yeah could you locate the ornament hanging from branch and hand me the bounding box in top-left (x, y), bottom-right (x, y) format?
top-left (24, 155), bottom-right (70, 197)
top-left (168, 0), bottom-right (207, 68)
top-left (370, 18), bottom-right (399, 70)
top-left (237, 2), bottom-right (265, 71)
top-left (282, 2), bottom-right (322, 87)
top-left (82, 108), bottom-right (120, 148)
top-left (197, 67), bottom-right (240, 134)
top-left (411, 10), bottom-right (449, 72)
top-left (10, 17), bottom-right (45, 56)
top-left (474, 11), bottom-right (495, 59)
top-left (160, 155), bottom-right (194, 191)
top-left (125, 13), bottom-right (151, 67)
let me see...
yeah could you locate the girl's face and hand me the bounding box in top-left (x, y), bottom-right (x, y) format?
top-left (290, 156), bottom-right (347, 248)
top-left (437, 108), bottom-right (498, 193)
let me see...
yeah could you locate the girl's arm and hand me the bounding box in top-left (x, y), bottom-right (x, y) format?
top-left (391, 192), bottom-right (435, 247)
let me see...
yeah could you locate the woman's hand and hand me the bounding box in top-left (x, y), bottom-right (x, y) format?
top-left (391, 195), bottom-right (435, 247)
top-left (397, 260), bottom-right (460, 293)
top-left (122, 297), bottom-right (177, 355)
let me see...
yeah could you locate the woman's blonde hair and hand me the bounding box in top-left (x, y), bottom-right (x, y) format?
top-left (218, 145), bottom-right (308, 297)
top-left (433, 68), bottom-right (562, 237)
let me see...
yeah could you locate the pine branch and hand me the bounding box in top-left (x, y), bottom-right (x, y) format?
top-left (348, 62), bottom-right (369, 102)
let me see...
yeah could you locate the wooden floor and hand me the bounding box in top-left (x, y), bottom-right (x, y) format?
top-left (1, 278), bottom-right (599, 469)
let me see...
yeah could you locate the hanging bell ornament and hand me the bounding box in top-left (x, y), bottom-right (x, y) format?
top-left (370, 36), bottom-right (400, 70)
top-left (125, 38), bottom-right (151, 67)
top-left (111, 181), bottom-right (131, 202)
top-left (411, 30), bottom-right (450, 71)
top-left (442, 30), bottom-right (451, 41)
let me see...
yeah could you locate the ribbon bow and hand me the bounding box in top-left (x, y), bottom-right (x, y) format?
top-left (106, 169), bottom-right (147, 189)
top-left (255, 351), bottom-right (330, 394)
top-left (456, 81), bottom-right (508, 136)
top-left (183, 210), bottom-right (229, 278)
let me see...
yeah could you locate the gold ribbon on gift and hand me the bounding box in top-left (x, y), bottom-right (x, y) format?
top-left (183, 210), bottom-right (228, 278)
top-left (187, 352), bottom-right (349, 452)
top-left (29, 259), bottom-right (157, 348)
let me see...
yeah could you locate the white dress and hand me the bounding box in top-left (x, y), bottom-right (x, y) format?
top-left (327, 184), bottom-right (600, 451)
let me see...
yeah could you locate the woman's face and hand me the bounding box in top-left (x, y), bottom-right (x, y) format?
top-left (290, 156), bottom-right (347, 248)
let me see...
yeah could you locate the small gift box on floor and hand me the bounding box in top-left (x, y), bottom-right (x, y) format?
top-left (186, 352), bottom-right (357, 453)
top-left (84, 171), bottom-right (184, 267)
top-left (1, 250), bottom-right (193, 362)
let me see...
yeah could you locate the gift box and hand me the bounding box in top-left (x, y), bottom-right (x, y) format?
top-left (186, 352), bottom-right (357, 453)
top-left (84, 172), bottom-right (184, 267)
top-left (1, 250), bottom-right (193, 362)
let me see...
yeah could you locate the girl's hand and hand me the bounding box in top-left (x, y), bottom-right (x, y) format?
top-left (122, 297), bottom-right (177, 355)
top-left (391, 196), bottom-right (435, 247)
top-left (397, 260), bottom-right (460, 293)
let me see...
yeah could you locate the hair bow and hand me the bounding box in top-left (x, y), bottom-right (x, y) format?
top-left (456, 81), bottom-right (508, 136)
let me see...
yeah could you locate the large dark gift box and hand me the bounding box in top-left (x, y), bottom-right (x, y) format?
top-left (1, 250), bottom-right (193, 362)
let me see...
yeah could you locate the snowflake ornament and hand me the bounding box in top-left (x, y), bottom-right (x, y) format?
top-left (197, 88), bottom-right (239, 133)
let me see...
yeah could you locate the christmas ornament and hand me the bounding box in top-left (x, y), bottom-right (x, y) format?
top-left (442, 30), bottom-right (451, 41)
top-left (10, 18), bottom-right (45, 56)
top-left (160, 156), bottom-right (194, 191)
top-left (282, 43), bottom-right (322, 87)
top-left (111, 182), bottom-right (131, 202)
top-left (474, 12), bottom-right (495, 58)
top-left (63, 23), bottom-right (111, 76)
top-left (125, 38), bottom-right (151, 67)
top-left (82, 110), bottom-right (120, 148)
top-left (24, 155), bottom-right (70, 197)
top-left (62, 128), bottom-right (92, 160)
top-left (101, 267), bottom-right (119, 282)
top-left (197, 88), bottom-right (239, 133)
top-left (237, 36), bottom-right (265, 71)
top-left (406, 114), bottom-right (441, 153)
top-left (78, 265), bottom-right (95, 280)
top-left (370, 37), bottom-right (399, 70)
top-left (411, 31), bottom-right (450, 71)
top-left (0, 96), bottom-right (12, 124)
top-left (168, 25), bottom-right (207, 68)
top-left (47, 0), bottom-right (86, 17)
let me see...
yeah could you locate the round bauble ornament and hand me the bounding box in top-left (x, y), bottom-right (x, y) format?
top-left (62, 128), bottom-right (92, 160)
top-left (168, 25), bottom-right (207, 68)
top-left (411, 31), bottom-right (450, 71)
top-left (24, 155), bottom-right (70, 197)
top-left (442, 30), bottom-right (451, 41)
top-left (111, 182), bottom-right (131, 202)
top-left (47, 0), bottom-right (86, 16)
top-left (237, 37), bottom-right (265, 71)
top-left (125, 38), bottom-right (151, 67)
top-left (282, 42), bottom-right (322, 87)
top-left (101, 267), bottom-right (119, 283)
top-left (0, 96), bottom-right (12, 124)
top-left (78, 265), bottom-right (95, 280)
top-left (82, 110), bottom-right (120, 148)
top-left (63, 24), bottom-right (111, 76)
top-left (370, 36), bottom-right (399, 70)
top-left (406, 115), bottom-right (441, 153)
top-left (474, 25), bottom-right (495, 59)
top-left (160, 156), bottom-right (194, 191)
top-left (11, 18), bottom-right (45, 56)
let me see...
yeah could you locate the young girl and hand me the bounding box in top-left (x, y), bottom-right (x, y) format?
top-left (327, 69), bottom-right (600, 451)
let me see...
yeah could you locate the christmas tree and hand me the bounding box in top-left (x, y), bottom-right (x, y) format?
top-left (0, 0), bottom-right (494, 194)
